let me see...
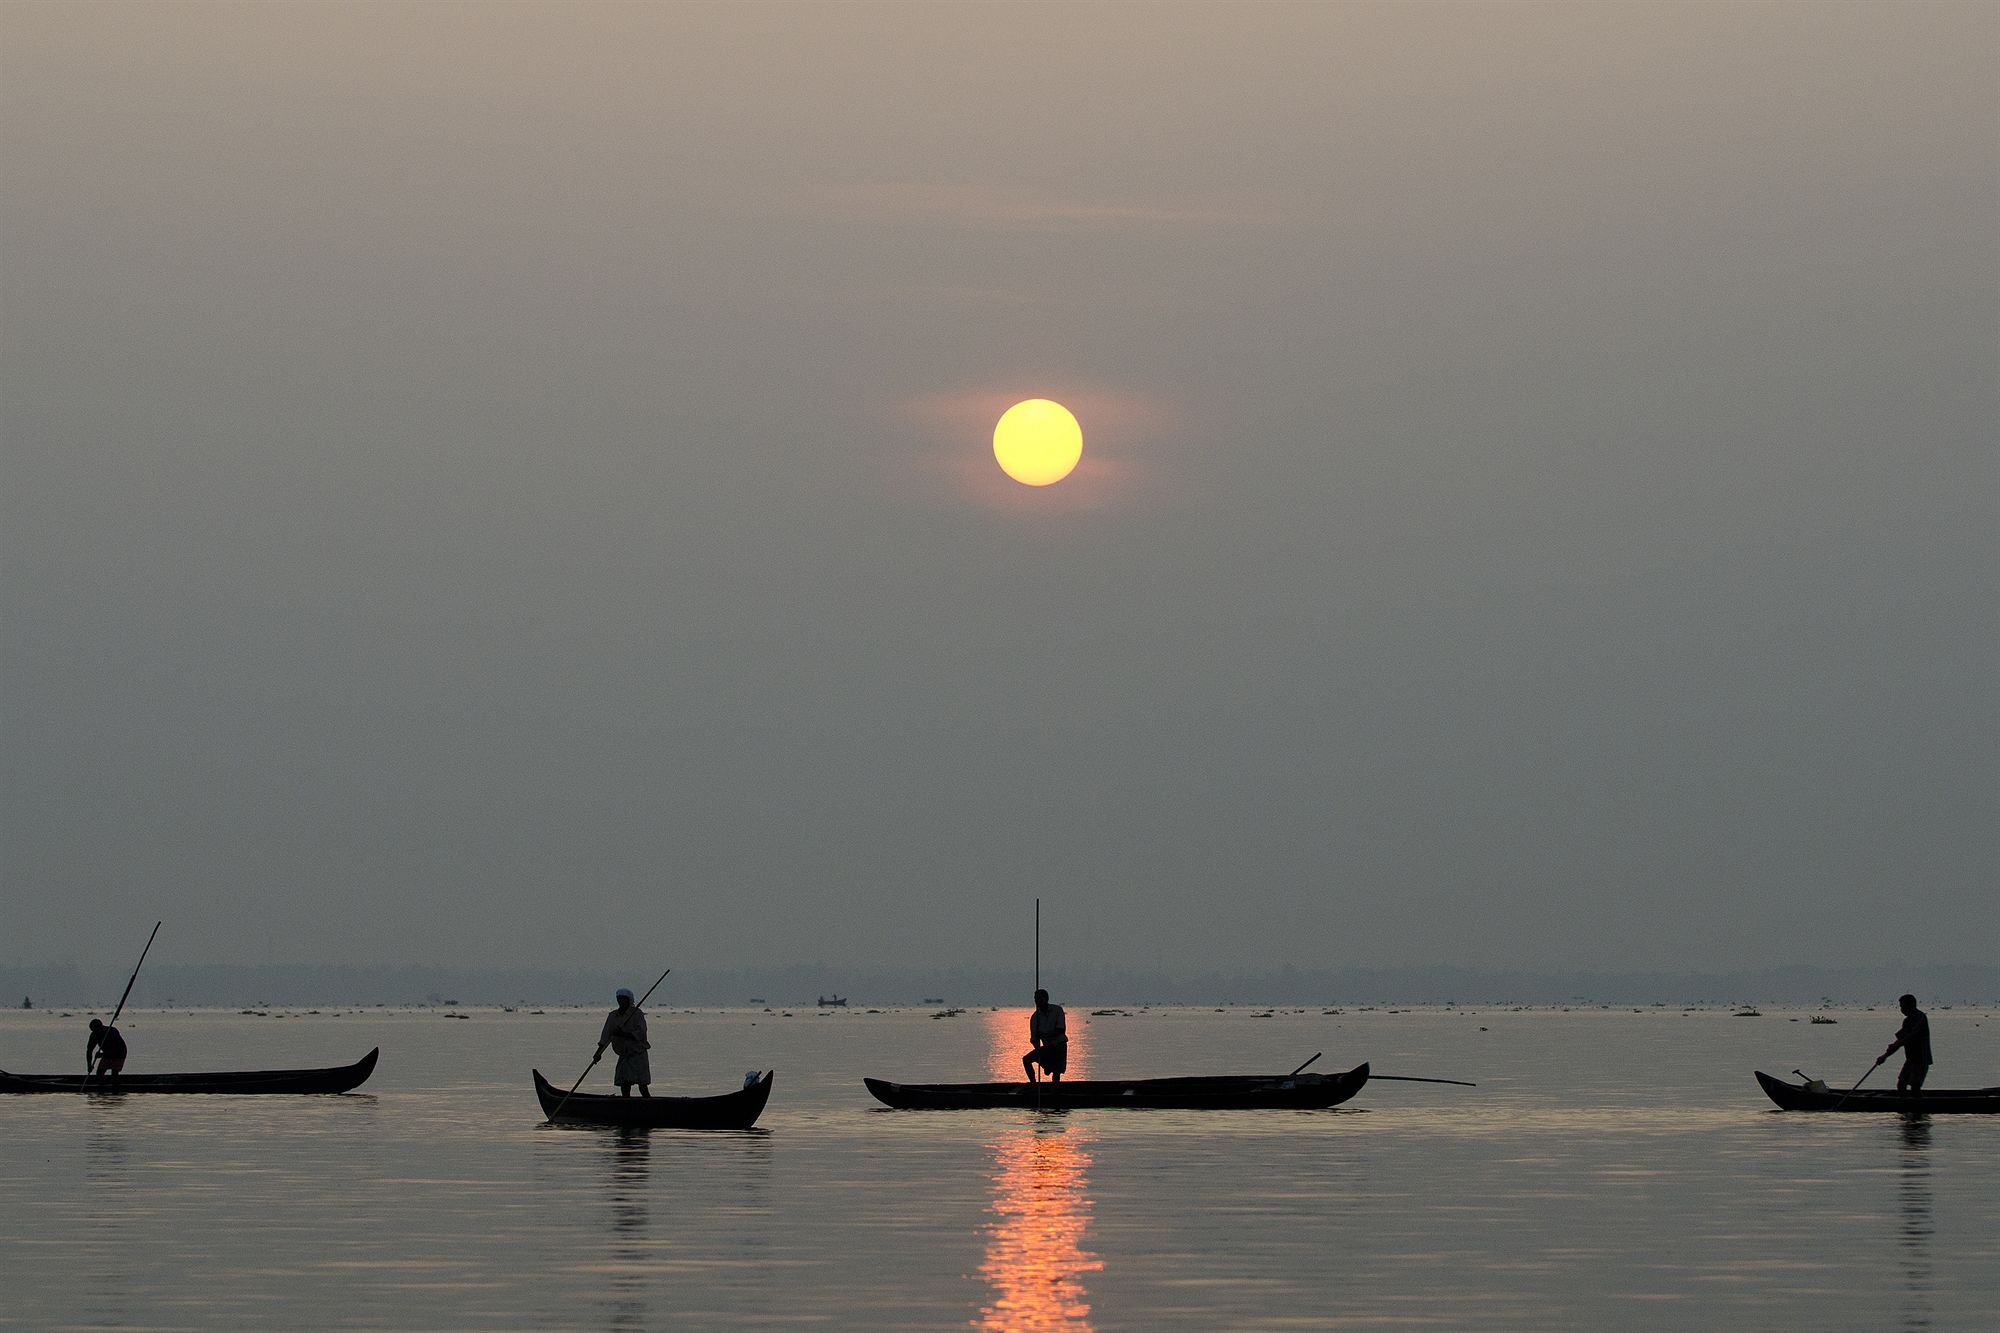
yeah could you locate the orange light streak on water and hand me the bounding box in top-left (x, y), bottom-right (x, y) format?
top-left (976, 1008), bottom-right (1101, 1331)
top-left (976, 1124), bottom-right (1103, 1332)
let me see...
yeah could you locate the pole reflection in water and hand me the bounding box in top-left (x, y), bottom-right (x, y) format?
top-left (1896, 1115), bottom-right (1933, 1332)
top-left (85, 1098), bottom-right (132, 1185)
top-left (84, 1099), bottom-right (136, 1328)
top-left (601, 1128), bottom-right (652, 1330)
top-left (977, 1009), bottom-right (1102, 1331)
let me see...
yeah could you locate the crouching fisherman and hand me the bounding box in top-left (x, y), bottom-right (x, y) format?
top-left (595, 987), bottom-right (652, 1097)
top-left (1022, 988), bottom-right (1067, 1084)
top-left (85, 1018), bottom-right (128, 1078)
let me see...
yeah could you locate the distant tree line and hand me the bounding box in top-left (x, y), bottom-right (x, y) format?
top-left (3, 960), bottom-right (1994, 1009)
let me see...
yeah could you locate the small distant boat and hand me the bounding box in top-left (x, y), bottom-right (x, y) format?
top-left (817, 995), bottom-right (848, 1007)
top-left (1734, 1009), bottom-right (1762, 1017)
top-left (865, 1063), bottom-right (1370, 1111)
top-left (1809, 1015), bottom-right (1837, 1025)
top-left (1754, 1071), bottom-right (2000, 1114)
top-left (532, 1069), bottom-right (774, 1129)
top-left (0, 1048), bottom-right (379, 1095)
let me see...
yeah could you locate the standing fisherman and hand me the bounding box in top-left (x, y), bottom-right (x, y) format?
top-left (85, 1018), bottom-right (127, 1079)
top-left (1022, 988), bottom-right (1067, 1084)
top-left (1879, 993), bottom-right (1932, 1094)
top-left (595, 987), bottom-right (652, 1097)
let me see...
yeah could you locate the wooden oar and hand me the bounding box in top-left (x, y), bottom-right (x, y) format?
top-left (1286, 1054), bottom-right (1472, 1085)
top-left (80, 921), bottom-right (160, 1093)
top-left (1830, 1057), bottom-right (1884, 1109)
top-left (544, 967), bottom-right (669, 1124)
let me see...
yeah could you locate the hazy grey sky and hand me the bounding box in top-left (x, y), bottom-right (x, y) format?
top-left (4, 2), bottom-right (1994, 978)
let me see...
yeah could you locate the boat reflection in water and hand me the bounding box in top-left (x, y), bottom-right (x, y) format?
top-left (601, 1128), bottom-right (652, 1330)
top-left (1897, 1116), bottom-right (1934, 1333)
top-left (977, 1009), bottom-right (1103, 1331)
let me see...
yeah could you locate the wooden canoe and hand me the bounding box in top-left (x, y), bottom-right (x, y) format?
top-left (533, 1068), bottom-right (774, 1129)
top-left (865, 1062), bottom-right (1369, 1110)
top-left (1755, 1070), bottom-right (2000, 1113)
top-left (0, 1048), bottom-right (379, 1095)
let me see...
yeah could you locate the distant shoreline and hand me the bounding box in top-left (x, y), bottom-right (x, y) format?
top-left (4, 961), bottom-right (1994, 1010)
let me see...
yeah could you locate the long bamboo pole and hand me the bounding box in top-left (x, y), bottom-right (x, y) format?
top-left (1032, 900), bottom-right (1042, 1110)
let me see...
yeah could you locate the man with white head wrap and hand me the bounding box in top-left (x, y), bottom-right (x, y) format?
top-left (595, 986), bottom-right (652, 1096)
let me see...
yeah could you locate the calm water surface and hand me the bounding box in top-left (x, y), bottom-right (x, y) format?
top-left (2, 1004), bottom-right (1996, 1329)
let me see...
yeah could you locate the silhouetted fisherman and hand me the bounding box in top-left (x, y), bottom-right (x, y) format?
top-left (1022, 988), bottom-right (1067, 1084)
top-left (595, 987), bottom-right (652, 1097)
top-left (85, 1019), bottom-right (127, 1077)
top-left (1880, 993), bottom-right (1931, 1094)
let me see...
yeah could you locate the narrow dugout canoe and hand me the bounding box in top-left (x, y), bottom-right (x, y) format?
top-left (1755, 1070), bottom-right (2000, 1113)
top-left (865, 1062), bottom-right (1369, 1110)
top-left (0, 1048), bottom-right (379, 1095)
top-left (532, 1068), bottom-right (775, 1129)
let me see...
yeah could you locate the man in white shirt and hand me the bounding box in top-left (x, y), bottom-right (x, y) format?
top-left (594, 987), bottom-right (652, 1097)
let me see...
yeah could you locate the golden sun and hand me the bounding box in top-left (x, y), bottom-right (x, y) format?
top-left (993, 399), bottom-right (1082, 486)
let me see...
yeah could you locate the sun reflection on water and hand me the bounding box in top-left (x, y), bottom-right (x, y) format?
top-left (977, 1008), bottom-right (1101, 1331)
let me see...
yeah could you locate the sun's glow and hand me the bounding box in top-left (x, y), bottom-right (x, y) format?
top-left (993, 399), bottom-right (1082, 486)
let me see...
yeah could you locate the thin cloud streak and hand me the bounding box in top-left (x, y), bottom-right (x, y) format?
top-left (806, 181), bottom-right (1295, 231)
